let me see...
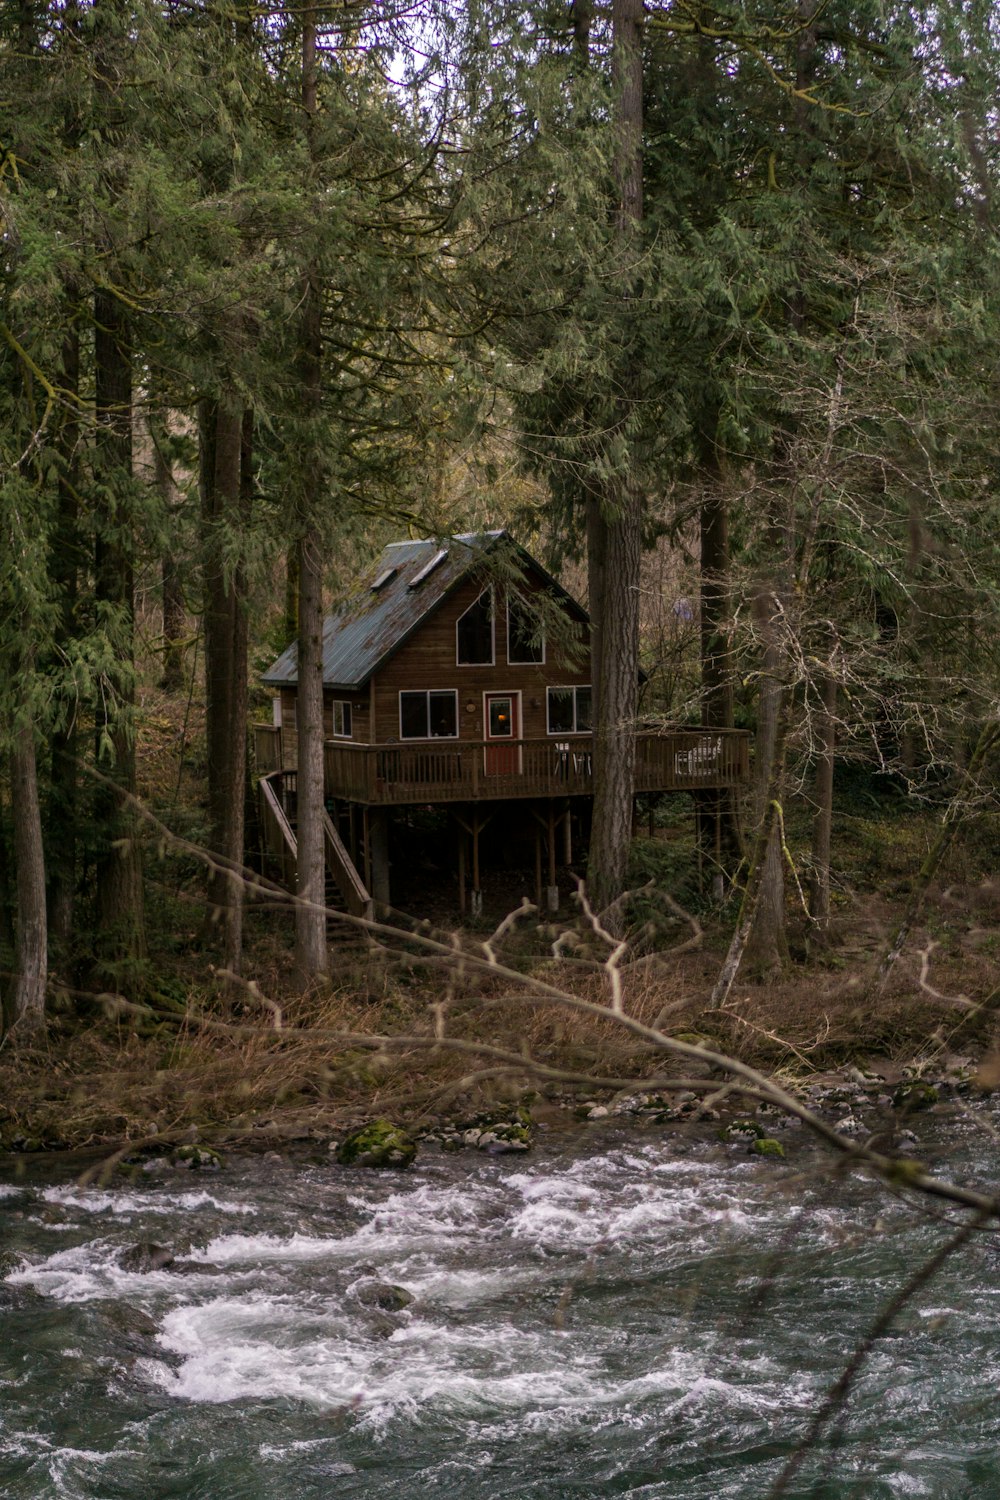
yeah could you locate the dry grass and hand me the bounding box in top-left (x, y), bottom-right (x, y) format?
top-left (4, 662), bottom-right (998, 1158)
top-left (4, 874), bottom-right (995, 1161)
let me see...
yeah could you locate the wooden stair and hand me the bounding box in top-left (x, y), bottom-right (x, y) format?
top-left (258, 771), bottom-right (374, 944)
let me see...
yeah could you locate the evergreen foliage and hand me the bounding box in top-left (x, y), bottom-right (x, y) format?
top-left (2, 0), bottom-right (1000, 1021)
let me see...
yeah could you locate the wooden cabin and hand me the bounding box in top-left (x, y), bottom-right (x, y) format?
top-left (255, 531), bottom-right (750, 915)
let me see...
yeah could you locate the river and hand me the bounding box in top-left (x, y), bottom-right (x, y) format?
top-left (2, 1113), bottom-right (999, 1498)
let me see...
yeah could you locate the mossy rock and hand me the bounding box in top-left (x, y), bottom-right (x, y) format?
top-left (672, 1032), bottom-right (715, 1050)
top-left (892, 1081), bottom-right (939, 1113)
top-left (336, 1120), bottom-right (417, 1170)
top-left (475, 1122), bottom-right (531, 1153)
top-left (352, 1279), bottom-right (414, 1312)
top-left (721, 1118), bottom-right (765, 1142)
top-left (459, 1111), bottom-right (534, 1152)
top-left (172, 1144), bottom-right (225, 1171)
top-left (753, 1137), bottom-right (785, 1159)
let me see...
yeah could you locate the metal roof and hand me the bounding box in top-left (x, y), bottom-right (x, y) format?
top-left (262, 530), bottom-right (587, 691)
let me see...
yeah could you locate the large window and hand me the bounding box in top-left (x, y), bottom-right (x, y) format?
top-left (329, 700), bottom-right (352, 738)
top-left (507, 595), bottom-right (545, 664)
top-left (400, 690), bottom-right (458, 740)
top-left (547, 685), bottom-right (592, 734)
top-left (456, 591), bottom-right (494, 665)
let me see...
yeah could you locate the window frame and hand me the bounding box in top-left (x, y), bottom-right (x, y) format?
top-left (398, 688), bottom-right (460, 741)
top-left (506, 593), bottom-right (546, 666)
top-left (330, 699), bottom-right (352, 739)
top-left (546, 685), bottom-right (592, 735)
top-left (455, 588), bottom-right (495, 668)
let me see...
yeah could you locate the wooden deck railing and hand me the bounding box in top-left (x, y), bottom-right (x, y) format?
top-left (317, 729), bottom-right (750, 805)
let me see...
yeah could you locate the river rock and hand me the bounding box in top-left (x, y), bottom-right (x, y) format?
top-left (351, 1278), bottom-right (414, 1312)
top-left (721, 1118), bottom-right (763, 1142)
top-left (892, 1081), bottom-right (939, 1113)
top-left (172, 1144), bottom-right (225, 1171)
top-left (100, 1303), bottom-right (160, 1338)
top-left (118, 1242), bottom-right (176, 1273)
top-left (336, 1120), bottom-right (417, 1169)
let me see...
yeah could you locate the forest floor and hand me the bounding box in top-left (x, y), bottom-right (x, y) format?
top-left (2, 677), bottom-right (1000, 1166)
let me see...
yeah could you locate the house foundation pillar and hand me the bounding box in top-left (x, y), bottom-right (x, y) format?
top-left (369, 807), bottom-right (390, 913)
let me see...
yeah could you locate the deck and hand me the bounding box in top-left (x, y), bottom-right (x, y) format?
top-left (254, 726), bottom-right (751, 806)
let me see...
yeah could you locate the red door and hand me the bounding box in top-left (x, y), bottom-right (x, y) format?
top-left (484, 693), bottom-right (520, 775)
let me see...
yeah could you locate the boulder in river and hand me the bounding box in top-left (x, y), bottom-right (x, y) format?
top-left (118, 1242), bottom-right (176, 1273)
top-left (351, 1278), bottom-right (415, 1312)
top-left (335, 1120), bottom-right (417, 1169)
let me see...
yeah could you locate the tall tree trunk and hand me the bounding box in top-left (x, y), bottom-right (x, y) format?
top-left (47, 316), bottom-right (80, 954)
top-left (809, 665), bottom-right (838, 931)
top-left (200, 397), bottom-right (249, 976)
top-left (743, 580), bottom-right (790, 975)
top-left (7, 710), bottom-right (48, 1035)
top-left (698, 452), bottom-right (742, 871)
top-left (283, 548), bottom-right (299, 645)
top-left (294, 3), bottom-right (327, 983)
top-left (92, 0), bottom-right (145, 985)
top-left (92, 287), bottom-right (146, 982)
top-left (586, 0), bottom-right (643, 916)
top-left (153, 428), bottom-right (186, 692)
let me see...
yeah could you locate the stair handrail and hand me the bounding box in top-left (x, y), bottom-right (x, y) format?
top-left (322, 810), bottom-right (374, 921)
top-left (259, 770), bottom-right (297, 888)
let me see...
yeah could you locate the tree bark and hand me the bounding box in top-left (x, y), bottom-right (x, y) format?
top-left (6, 715), bottom-right (47, 1035)
top-left (293, 3), bottom-right (328, 983)
top-left (710, 692), bottom-right (792, 1006)
top-left (153, 428), bottom-right (186, 693)
top-left (47, 316), bottom-right (80, 953)
top-left (199, 397), bottom-right (249, 976)
top-left (586, 0), bottom-right (643, 916)
top-left (698, 458), bottom-right (742, 869)
top-left (91, 0), bottom-right (145, 984)
top-left (809, 666), bottom-right (838, 931)
top-left (742, 583), bottom-right (790, 975)
top-left (92, 286), bottom-right (146, 981)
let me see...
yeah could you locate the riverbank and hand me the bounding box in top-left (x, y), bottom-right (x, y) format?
top-left (1, 896), bottom-right (996, 1172)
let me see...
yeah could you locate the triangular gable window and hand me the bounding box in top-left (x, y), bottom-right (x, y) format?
top-left (456, 590), bottom-right (494, 665)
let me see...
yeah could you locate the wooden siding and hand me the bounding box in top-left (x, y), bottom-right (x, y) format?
top-left (373, 574), bottom-right (590, 744)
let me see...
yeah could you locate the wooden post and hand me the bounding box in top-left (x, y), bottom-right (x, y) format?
top-left (535, 816), bottom-right (543, 911)
top-left (471, 811), bottom-right (482, 916)
top-left (694, 796), bottom-right (703, 891)
top-left (547, 803), bottom-right (558, 913)
top-left (362, 805), bottom-right (372, 893)
top-left (369, 807), bottom-right (390, 913)
top-left (563, 803), bottom-right (573, 866)
top-left (457, 815), bottom-right (467, 916)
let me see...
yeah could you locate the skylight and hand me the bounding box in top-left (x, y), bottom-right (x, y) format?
top-left (408, 549), bottom-right (447, 588)
top-left (370, 566), bottom-right (398, 592)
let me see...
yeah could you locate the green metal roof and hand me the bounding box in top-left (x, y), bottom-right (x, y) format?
top-left (262, 530), bottom-right (587, 691)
